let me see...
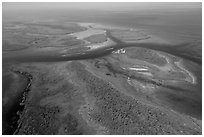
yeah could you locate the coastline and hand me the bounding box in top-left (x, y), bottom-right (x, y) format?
top-left (4, 70), bottom-right (33, 135)
top-left (2, 21), bottom-right (202, 135)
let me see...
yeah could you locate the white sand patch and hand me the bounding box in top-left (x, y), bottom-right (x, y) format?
top-left (70, 28), bottom-right (105, 39)
top-left (129, 67), bottom-right (148, 71)
top-left (175, 60), bottom-right (196, 84)
top-left (133, 65), bottom-right (149, 69)
top-left (91, 23), bottom-right (129, 30)
top-left (137, 72), bottom-right (153, 76)
top-left (86, 38), bottom-right (116, 50)
top-left (69, 22), bottom-right (108, 42)
top-left (112, 48), bottom-right (126, 54)
top-left (128, 66), bottom-right (153, 76)
top-left (76, 22), bottom-right (131, 31)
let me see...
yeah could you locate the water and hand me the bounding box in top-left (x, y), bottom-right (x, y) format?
top-left (2, 71), bottom-right (31, 134)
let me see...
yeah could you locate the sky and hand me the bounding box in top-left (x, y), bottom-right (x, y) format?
top-left (3, 2), bottom-right (202, 12)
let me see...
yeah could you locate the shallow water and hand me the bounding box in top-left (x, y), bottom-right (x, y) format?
top-left (2, 41), bottom-right (201, 66)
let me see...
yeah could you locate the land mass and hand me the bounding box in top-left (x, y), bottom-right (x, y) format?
top-left (2, 21), bottom-right (202, 135)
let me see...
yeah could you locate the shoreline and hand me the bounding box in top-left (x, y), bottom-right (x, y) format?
top-left (3, 70), bottom-right (33, 135)
top-left (175, 60), bottom-right (196, 84)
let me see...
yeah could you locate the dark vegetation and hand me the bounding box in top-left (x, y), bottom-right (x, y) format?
top-left (93, 58), bottom-right (193, 93)
top-left (69, 62), bottom-right (201, 135)
top-left (93, 58), bottom-right (163, 86)
top-left (13, 65), bottom-right (89, 135)
top-left (61, 113), bottom-right (83, 135)
top-left (17, 106), bottom-right (61, 135)
top-left (91, 57), bottom-right (201, 119)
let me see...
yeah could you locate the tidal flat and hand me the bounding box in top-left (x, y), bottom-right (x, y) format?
top-left (2, 3), bottom-right (202, 134)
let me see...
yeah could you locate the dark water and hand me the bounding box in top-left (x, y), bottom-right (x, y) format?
top-left (2, 71), bottom-right (31, 135)
top-left (2, 74), bottom-right (13, 92)
top-left (2, 42), bottom-right (202, 65)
